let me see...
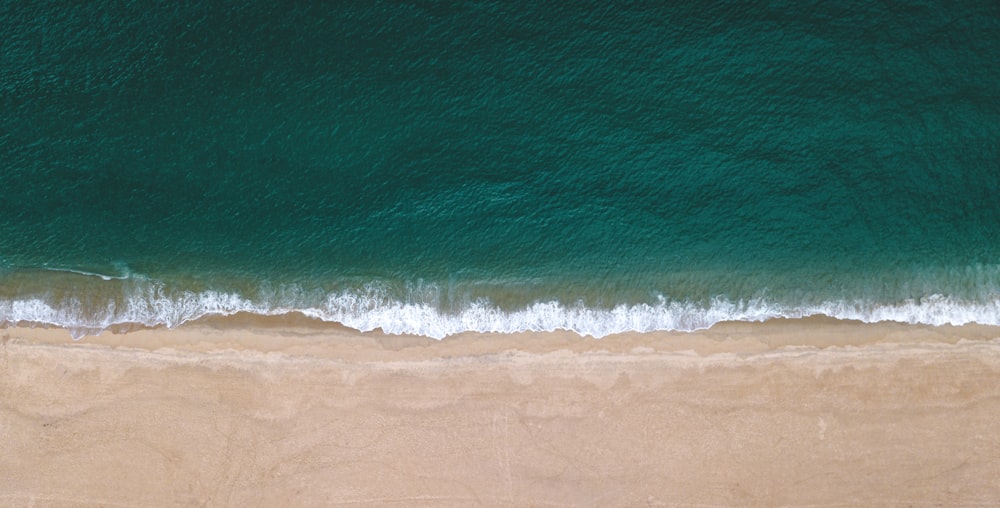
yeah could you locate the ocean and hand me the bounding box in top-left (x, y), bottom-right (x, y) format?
top-left (2, 1), bottom-right (998, 338)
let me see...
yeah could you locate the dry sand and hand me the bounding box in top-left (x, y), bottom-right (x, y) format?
top-left (2, 316), bottom-right (1000, 506)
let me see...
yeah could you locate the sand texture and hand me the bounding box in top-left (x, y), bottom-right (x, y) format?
top-left (2, 318), bottom-right (1000, 506)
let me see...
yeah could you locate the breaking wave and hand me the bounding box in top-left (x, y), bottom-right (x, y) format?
top-left (1, 274), bottom-right (998, 339)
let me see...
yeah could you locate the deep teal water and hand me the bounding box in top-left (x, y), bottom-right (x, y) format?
top-left (2, 1), bottom-right (999, 337)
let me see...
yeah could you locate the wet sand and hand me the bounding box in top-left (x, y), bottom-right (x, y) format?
top-left (2, 317), bottom-right (1000, 506)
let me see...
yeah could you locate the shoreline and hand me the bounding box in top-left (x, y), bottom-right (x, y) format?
top-left (8, 312), bottom-right (1000, 356)
top-left (3, 318), bottom-right (1000, 505)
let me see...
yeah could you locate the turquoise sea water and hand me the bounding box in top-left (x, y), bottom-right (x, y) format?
top-left (2, 1), bottom-right (999, 338)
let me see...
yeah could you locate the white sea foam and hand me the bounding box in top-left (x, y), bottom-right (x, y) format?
top-left (39, 263), bottom-right (132, 281)
top-left (1, 281), bottom-right (998, 340)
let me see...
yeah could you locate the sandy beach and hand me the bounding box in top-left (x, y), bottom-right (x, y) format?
top-left (3, 317), bottom-right (1000, 506)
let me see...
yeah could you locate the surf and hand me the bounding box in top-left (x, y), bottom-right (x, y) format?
top-left (2, 273), bottom-right (998, 340)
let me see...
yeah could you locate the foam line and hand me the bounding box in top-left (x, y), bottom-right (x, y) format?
top-left (1, 286), bottom-right (998, 340)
